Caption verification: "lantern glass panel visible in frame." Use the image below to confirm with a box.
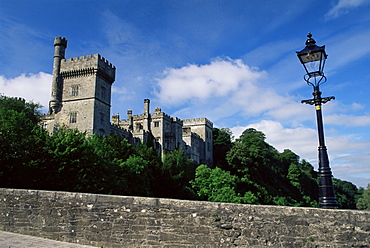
[299,50,325,77]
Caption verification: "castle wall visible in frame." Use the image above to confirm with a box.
[182,129,202,163]
[1,188,369,248]
[183,118,213,165]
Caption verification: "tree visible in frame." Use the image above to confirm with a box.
[0,95,44,188]
[333,178,359,209]
[213,128,233,170]
[357,183,370,210]
[191,165,258,204]
[157,149,198,199]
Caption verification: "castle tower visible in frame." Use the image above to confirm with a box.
[127,110,133,131]
[143,99,150,131]
[58,54,116,135]
[49,37,67,114]
[183,118,213,166]
[43,37,116,135]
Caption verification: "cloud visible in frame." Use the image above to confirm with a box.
[0,72,52,111]
[326,0,369,19]
[155,57,266,105]
[326,114,370,127]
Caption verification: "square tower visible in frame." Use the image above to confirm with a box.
[43,53,116,135]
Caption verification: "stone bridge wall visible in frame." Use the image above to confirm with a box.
[0,188,369,247]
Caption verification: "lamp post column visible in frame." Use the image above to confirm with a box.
[303,86,338,208]
[297,33,338,209]
[312,86,338,208]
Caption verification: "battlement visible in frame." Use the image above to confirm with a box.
[61,54,115,70]
[54,37,67,47]
[61,54,115,82]
[151,111,172,119]
[182,118,213,128]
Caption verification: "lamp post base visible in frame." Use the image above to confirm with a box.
[319,197,338,209]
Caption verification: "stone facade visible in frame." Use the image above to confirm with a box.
[113,100,213,165]
[41,37,213,165]
[43,37,116,135]
[1,188,369,247]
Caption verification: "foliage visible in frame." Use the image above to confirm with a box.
[192,128,320,207]
[0,95,44,188]
[0,95,363,209]
[333,178,359,209]
[157,149,198,199]
[191,165,258,204]
[357,184,370,210]
[213,128,233,169]
[0,96,195,199]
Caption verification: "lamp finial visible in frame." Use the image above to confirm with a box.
[305,32,316,46]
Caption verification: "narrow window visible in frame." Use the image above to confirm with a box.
[71,85,79,96]
[70,112,77,123]
[154,121,160,127]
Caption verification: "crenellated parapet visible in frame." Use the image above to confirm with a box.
[54,37,67,47]
[182,117,213,128]
[61,54,116,83]
[110,124,132,140]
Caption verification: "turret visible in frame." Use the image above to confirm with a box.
[143,99,150,131]
[127,110,133,131]
[49,37,67,114]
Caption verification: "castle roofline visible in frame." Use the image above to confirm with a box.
[182,117,213,127]
[62,54,116,70]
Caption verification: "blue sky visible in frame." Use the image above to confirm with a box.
[1,0,370,188]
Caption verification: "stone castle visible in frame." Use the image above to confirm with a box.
[42,37,213,165]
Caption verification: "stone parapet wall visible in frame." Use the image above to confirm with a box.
[0,188,369,247]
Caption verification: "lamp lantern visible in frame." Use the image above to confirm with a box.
[296,32,327,85]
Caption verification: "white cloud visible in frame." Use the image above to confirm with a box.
[326,0,368,19]
[155,57,266,106]
[326,114,370,127]
[0,72,52,111]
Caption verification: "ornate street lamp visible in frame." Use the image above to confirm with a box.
[296,33,338,209]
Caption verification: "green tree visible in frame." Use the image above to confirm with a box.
[333,178,359,209]
[0,95,44,188]
[357,183,370,210]
[213,128,233,169]
[191,165,258,204]
[279,149,300,176]
[225,128,284,203]
[44,129,103,192]
[158,149,197,199]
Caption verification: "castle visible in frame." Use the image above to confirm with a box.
[42,37,213,166]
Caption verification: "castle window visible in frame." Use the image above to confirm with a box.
[136,123,143,130]
[71,85,79,96]
[69,112,77,123]
[154,121,160,127]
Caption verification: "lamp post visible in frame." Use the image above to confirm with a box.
[296,33,338,209]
